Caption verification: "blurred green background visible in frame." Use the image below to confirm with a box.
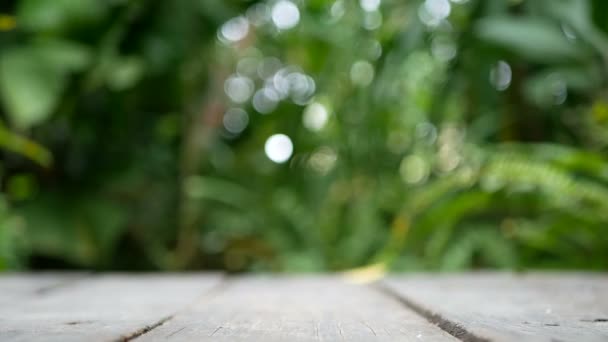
[1,0,608,272]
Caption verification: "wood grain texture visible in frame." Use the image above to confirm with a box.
[0,272,88,305]
[383,272,608,342]
[0,273,221,342]
[140,275,456,341]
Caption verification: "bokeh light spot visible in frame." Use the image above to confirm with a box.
[223,108,249,134]
[224,75,255,103]
[490,60,512,91]
[363,11,382,30]
[309,147,337,175]
[350,60,375,87]
[303,102,329,132]
[400,155,430,184]
[272,1,300,30]
[419,0,451,27]
[360,0,381,12]
[253,88,280,114]
[265,134,294,163]
[219,16,249,43]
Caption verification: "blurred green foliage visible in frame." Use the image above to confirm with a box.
[1,0,608,271]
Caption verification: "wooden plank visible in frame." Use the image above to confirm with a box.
[141,275,456,341]
[0,273,221,341]
[383,272,608,342]
[0,272,89,305]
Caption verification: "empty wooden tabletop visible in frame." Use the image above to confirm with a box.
[0,273,606,341]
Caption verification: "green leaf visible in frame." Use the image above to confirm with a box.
[17,194,128,266]
[105,57,145,91]
[32,39,92,72]
[184,176,253,208]
[0,40,90,129]
[522,67,601,108]
[475,16,587,62]
[441,236,473,270]
[543,0,608,56]
[17,0,107,32]
[0,123,53,167]
[0,48,65,129]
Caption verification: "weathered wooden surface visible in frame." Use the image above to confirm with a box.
[0,272,606,341]
[0,272,88,306]
[142,276,455,341]
[383,273,608,342]
[0,274,221,342]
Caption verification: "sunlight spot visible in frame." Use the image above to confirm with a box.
[330,0,346,19]
[270,66,316,104]
[223,108,249,134]
[303,102,329,131]
[253,87,280,113]
[288,72,316,104]
[438,144,461,172]
[359,0,381,12]
[247,3,271,26]
[363,11,382,30]
[342,263,386,284]
[400,155,429,184]
[425,0,451,19]
[224,75,254,103]
[419,0,451,27]
[265,134,294,163]
[272,0,300,30]
[308,147,338,175]
[219,16,249,43]
[490,60,512,91]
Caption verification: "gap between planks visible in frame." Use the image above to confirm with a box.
[118,274,230,342]
[124,275,476,341]
[1,273,493,341]
[374,282,489,342]
[0,273,224,341]
[5,273,606,341]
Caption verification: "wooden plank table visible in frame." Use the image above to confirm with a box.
[0,273,606,341]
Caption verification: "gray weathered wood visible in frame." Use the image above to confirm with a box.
[141,275,456,341]
[3,272,607,341]
[383,272,608,342]
[0,272,88,306]
[0,273,221,342]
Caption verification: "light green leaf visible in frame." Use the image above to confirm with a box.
[476,16,588,62]
[0,123,53,166]
[542,0,608,55]
[0,40,90,129]
[0,48,65,129]
[32,39,92,72]
[106,57,145,91]
[17,0,107,32]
